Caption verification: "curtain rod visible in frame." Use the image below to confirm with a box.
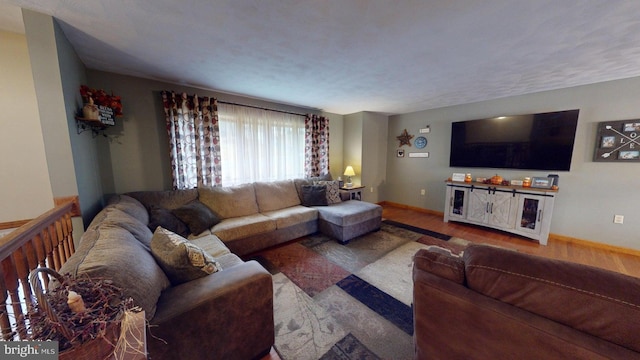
[218,100,307,117]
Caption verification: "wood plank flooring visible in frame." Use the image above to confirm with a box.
[382,204,640,278]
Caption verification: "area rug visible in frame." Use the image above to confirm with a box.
[250,221,466,360]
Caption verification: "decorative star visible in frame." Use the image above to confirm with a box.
[396,129,414,147]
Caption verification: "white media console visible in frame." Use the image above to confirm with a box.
[443,181,557,245]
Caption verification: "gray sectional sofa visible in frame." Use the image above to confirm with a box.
[59,177,382,359]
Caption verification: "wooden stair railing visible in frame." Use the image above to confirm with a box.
[0,200,76,340]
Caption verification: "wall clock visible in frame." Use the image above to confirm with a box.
[414,136,427,149]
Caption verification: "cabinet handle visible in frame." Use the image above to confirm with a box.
[450,197,453,207]
[538,210,543,222]
[490,203,493,214]
[486,203,489,213]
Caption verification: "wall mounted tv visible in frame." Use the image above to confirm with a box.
[449,109,579,171]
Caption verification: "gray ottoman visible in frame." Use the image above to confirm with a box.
[313,200,382,244]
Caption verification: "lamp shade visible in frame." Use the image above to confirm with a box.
[343,166,356,177]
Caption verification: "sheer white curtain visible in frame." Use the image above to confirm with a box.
[218,103,306,185]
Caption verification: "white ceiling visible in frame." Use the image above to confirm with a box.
[4,0,640,115]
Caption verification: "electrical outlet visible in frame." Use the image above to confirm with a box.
[370,187,374,193]
[420,189,426,195]
[614,215,624,224]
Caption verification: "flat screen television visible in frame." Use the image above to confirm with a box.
[449,109,579,171]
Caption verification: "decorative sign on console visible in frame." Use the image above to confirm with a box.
[593,119,640,162]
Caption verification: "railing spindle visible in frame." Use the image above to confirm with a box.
[0,200,76,340]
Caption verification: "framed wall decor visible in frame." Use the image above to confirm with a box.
[593,120,640,162]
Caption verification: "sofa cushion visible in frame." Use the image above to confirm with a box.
[151,227,222,285]
[189,234,231,258]
[301,185,328,206]
[413,247,465,284]
[315,201,382,226]
[254,180,301,212]
[148,205,190,238]
[105,194,149,224]
[99,207,154,249]
[172,200,221,235]
[127,189,199,210]
[464,245,640,353]
[199,183,259,219]
[262,205,319,229]
[314,180,342,204]
[59,225,170,320]
[211,214,276,241]
[215,253,244,269]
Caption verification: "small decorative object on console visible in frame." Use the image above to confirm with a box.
[531,177,553,189]
[490,174,503,185]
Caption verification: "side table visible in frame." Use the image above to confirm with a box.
[340,186,365,201]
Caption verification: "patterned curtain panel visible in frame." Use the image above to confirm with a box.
[304,114,330,177]
[161,91,222,189]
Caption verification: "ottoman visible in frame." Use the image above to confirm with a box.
[313,201,382,244]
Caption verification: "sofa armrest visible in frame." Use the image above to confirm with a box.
[149,260,274,360]
[413,247,465,284]
[412,263,638,359]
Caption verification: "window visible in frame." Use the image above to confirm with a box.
[218,103,306,185]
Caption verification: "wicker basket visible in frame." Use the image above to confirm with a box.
[29,268,122,360]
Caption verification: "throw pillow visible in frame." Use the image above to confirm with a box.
[148,205,190,238]
[301,185,328,206]
[314,180,342,204]
[150,227,222,285]
[171,200,221,235]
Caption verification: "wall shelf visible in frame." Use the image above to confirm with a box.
[75,117,109,137]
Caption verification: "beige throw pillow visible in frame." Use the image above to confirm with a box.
[150,227,222,285]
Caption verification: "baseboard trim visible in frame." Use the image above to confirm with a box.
[380,201,640,257]
[0,219,31,231]
[379,201,444,217]
[549,233,640,257]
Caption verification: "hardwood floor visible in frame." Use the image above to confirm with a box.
[382,204,640,279]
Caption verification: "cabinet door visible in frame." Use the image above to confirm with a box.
[467,190,489,224]
[448,187,468,220]
[489,192,516,229]
[516,194,546,235]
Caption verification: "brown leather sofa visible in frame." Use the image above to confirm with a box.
[412,245,640,359]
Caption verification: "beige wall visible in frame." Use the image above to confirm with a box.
[343,112,364,186]
[341,111,388,203]
[388,77,640,250]
[0,30,53,222]
[361,112,388,203]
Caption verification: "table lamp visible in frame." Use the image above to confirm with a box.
[343,166,355,188]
